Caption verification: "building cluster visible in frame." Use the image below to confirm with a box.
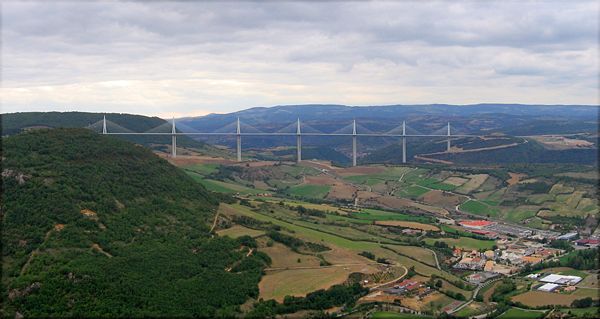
[528,273,583,293]
[458,219,560,240]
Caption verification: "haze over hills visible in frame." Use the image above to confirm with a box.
[176,104,599,165]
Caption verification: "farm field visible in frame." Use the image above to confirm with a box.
[459,200,500,217]
[558,307,600,317]
[259,241,322,268]
[216,225,265,238]
[288,184,331,198]
[374,220,439,231]
[511,291,579,307]
[259,264,378,302]
[497,307,546,319]
[453,301,490,318]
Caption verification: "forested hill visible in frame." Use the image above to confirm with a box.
[1,129,267,317]
[0,111,216,153]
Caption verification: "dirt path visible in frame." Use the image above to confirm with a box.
[209,210,220,234]
[20,228,54,275]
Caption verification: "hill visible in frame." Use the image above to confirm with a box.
[1,129,267,317]
[176,104,598,164]
[0,112,223,156]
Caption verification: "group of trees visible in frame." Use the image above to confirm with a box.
[248,283,368,317]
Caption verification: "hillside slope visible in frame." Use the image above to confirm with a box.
[1,129,266,317]
[0,112,226,156]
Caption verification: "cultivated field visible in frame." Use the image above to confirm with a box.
[375,220,439,232]
[511,291,579,307]
[259,264,378,302]
[217,225,265,238]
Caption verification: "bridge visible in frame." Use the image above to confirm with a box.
[95,116,478,166]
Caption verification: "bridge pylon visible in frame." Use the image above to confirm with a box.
[402,121,406,163]
[171,117,177,158]
[352,119,357,166]
[447,122,451,152]
[296,118,302,163]
[236,118,242,162]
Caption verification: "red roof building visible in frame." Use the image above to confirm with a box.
[460,220,494,229]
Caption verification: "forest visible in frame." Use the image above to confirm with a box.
[1,129,265,317]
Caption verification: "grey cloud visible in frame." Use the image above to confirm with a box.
[1,0,598,115]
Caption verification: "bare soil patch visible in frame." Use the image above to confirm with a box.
[421,190,464,208]
[327,183,357,201]
[305,175,338,185]
[507,172,527,186]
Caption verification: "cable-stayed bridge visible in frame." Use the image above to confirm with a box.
[90,116,478,165]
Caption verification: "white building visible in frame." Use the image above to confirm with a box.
[538,283,559,292]
[540,274,582,285]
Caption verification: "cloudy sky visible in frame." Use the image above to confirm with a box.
[2,1,598,117]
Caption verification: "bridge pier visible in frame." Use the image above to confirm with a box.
[447,122,451,152]
[352,120,357,166]
[296,118,302,163]
[102,115,107,134]
[402,121,406,163]
[236,118,242,162]
[171,117,177,158]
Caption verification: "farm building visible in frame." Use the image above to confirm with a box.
[540,274,582,285]
[556,232,578,241]
[453,257,485,270]
[526,273,541,279]
[538,283,560,292]
[575,238,599,247]
[459,220,494,229]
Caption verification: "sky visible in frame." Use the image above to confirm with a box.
[1,1,599,118]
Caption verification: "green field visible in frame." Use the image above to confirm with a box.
[460,200,500,217]
[288,184,331,198]
[399,185,430,198]
[350,208,432,223]
[497,308,545,319]
[416,178,457,191]
[183,163,220,175]
[371,311,432,319]
[189,175,262,194]
[424,237,495,250]
[503,209,537,223]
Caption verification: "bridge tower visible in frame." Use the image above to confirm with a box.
[447,122,451,152]
[102,115,107,134]
[236,118,242,162]
[352,119,357,166]
[402,121,406,163]
[296,118,302,163]
[171,117,177,158]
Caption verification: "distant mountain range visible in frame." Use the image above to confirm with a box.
[2,105,598,165]
[178,104,599,135]
[176,104,598,165]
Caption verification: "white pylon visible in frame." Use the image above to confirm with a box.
[171,117,177,158]
[236,117,242,162]
[402,121,406,164]
[296,118,302,163]
[447,122,451,152]
[352,119,357,166]
[102,115,107,134]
